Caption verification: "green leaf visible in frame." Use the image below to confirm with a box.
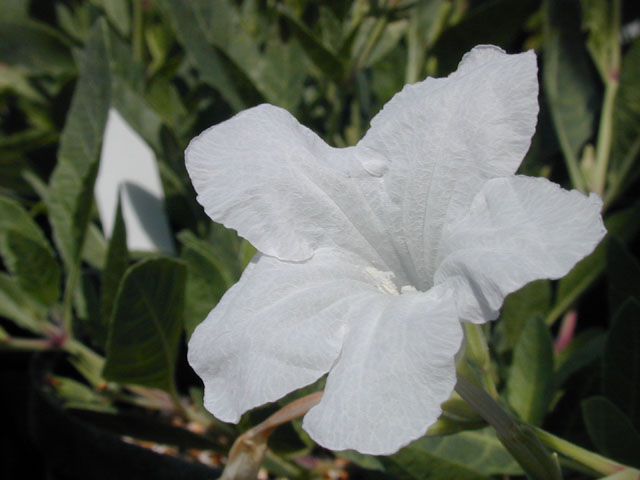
[2,231,60,306]
[82,224,107,270]
[547,203,640,325]
[506,317,554,425]
[0,196,60,306]
[193,0,305,110]
[603,299,640,430]
[277,4,345,80]
[608,40,640,203]
[103,257,187,392]
[543,0,600,191]
[89,0,131,37]
[494,280,551,354]
[607,238,640,311]
[0,195,49,242]
[178,231,230,339]
[97,200,129,348]
[161,0,249,111]
[580,0,620,81]
[0,273,46,332]
[383,428,521,480]
[48,20,111,270]
[582,396,640,468]
[0,19,74,75]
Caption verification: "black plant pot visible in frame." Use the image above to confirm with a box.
[28,353,221,480]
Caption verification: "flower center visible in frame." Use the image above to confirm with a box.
[365,267,417,296]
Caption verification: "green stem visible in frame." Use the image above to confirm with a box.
[534,428,630,476]
[132,0,144,63]
[1,337,52,351]
[456,375,562,480]
[463,323,498,398]
[591,79,619,195]
[61,258,81,335]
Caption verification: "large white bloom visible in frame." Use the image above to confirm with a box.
[186,46,605,455]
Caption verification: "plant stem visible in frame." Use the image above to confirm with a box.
[456,375,562,480]
[0,337,52,351]
[463,323,498,398]
[61,258,81,336]
[591,78,619,195]
[534,427,631,476]
[457,375,636,478]
[132,0,144,63]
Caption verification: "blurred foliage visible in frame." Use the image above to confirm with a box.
[1,0,640,478]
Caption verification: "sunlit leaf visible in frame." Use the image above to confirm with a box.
[48,20,111,270]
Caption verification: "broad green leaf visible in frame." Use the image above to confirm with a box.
[2,231,60,306]
[603,299,640,430]
[607,238,640,311]
[582,396,640,468]
[494,280,551,354]
[543,0,600,191]
[97,200,129,348]
[548,203,640,325]
[0,272,46,332]
[103,257,187,392]
[161,0,249,111]
[48,20,111,270]
[415,429,522,476]
[383,428,522,479]
[608,40,640,203]
[506,317,554,425]
[0,19,74,75]
[178,231,230,339]
[0,196,60,306]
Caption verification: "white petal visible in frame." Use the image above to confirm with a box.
[435,176,606,323]
[358,46,539,289]
[187,247,379,423]
[302,284,463,455]
[186,104,402,272]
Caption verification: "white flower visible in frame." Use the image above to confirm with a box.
[185,45,606,455]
